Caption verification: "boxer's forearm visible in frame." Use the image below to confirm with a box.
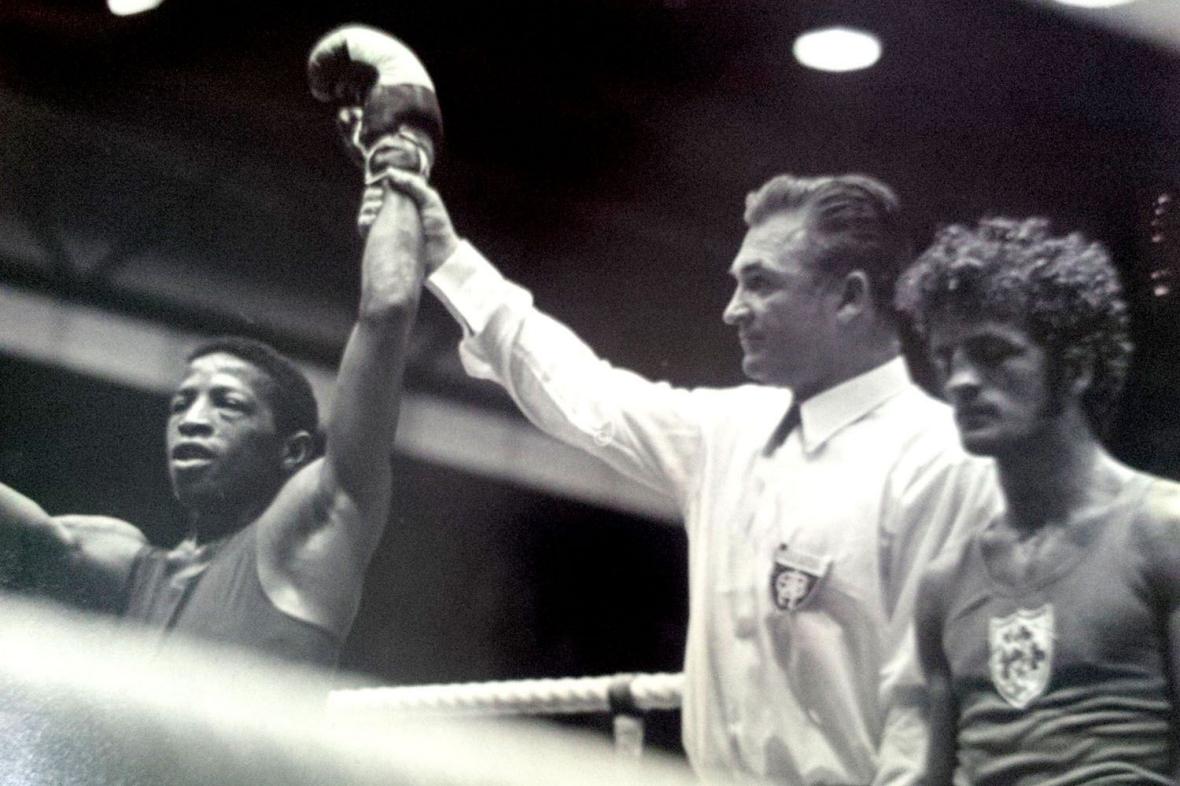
[322,188,423,508]
[0,483,68,551]
[0,483,77,592]
[307,25,439,519]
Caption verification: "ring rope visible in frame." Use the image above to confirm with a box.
[328,672,683,718]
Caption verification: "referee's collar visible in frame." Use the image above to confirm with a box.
[792,356,911,454]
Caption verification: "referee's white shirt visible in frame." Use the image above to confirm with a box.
[427,241,999,786]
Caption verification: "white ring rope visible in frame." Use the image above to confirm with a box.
[329,672,684,718]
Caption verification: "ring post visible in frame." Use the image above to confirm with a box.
[608,673,645,758]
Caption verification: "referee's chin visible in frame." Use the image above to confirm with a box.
[740,355,777,386]
[743,363,802,394]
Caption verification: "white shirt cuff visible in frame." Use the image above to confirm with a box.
[426,240,532,335]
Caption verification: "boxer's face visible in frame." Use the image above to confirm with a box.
[166,353,286,514]
[724,210,842,397]
[927,315,1055,457]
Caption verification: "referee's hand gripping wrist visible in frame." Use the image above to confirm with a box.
[371,167,460,275]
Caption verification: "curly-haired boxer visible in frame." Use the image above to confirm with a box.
[900,217,1180,785]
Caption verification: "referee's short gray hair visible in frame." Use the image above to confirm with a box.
[744,174,913,318]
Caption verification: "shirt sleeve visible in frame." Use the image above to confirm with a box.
[879,450,998,634]
[872,691,928,786]
[874,441,999,786]
[426,241,705,511]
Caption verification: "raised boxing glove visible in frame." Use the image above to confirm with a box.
[308,25,442,178]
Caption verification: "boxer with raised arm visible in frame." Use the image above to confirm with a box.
[0,26,435,666]
[373,164,1000,785]
[899,217,1180,784]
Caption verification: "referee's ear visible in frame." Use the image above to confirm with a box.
[835,270,872,323]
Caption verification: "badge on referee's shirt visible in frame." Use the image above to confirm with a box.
[770,544,831,611]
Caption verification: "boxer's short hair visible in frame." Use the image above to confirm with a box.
[187,336,321,448]
[745,173,913,318]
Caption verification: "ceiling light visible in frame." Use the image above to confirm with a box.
[108,0,165,15]
[793,27,881,73]
[1051,0,1138,8]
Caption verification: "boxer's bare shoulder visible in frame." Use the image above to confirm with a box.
[1143,474,1180,521]
[1136,476,1180,588]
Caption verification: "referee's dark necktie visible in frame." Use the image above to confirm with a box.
[764,401,802,455]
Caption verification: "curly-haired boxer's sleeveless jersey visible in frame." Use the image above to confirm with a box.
[122,523,341,668]
[937,473,1179,785]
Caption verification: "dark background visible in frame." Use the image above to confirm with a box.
[2,0,1180,756]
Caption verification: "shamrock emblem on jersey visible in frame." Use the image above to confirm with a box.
[770,544,830,611]
[988,604,1054,709]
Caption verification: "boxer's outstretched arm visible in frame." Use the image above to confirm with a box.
[256,184,423,638]
[0,483,146,606]
[0,483,73,583]
[321,182,422,519]
[1,483,67,545]
[253,26,436,638]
